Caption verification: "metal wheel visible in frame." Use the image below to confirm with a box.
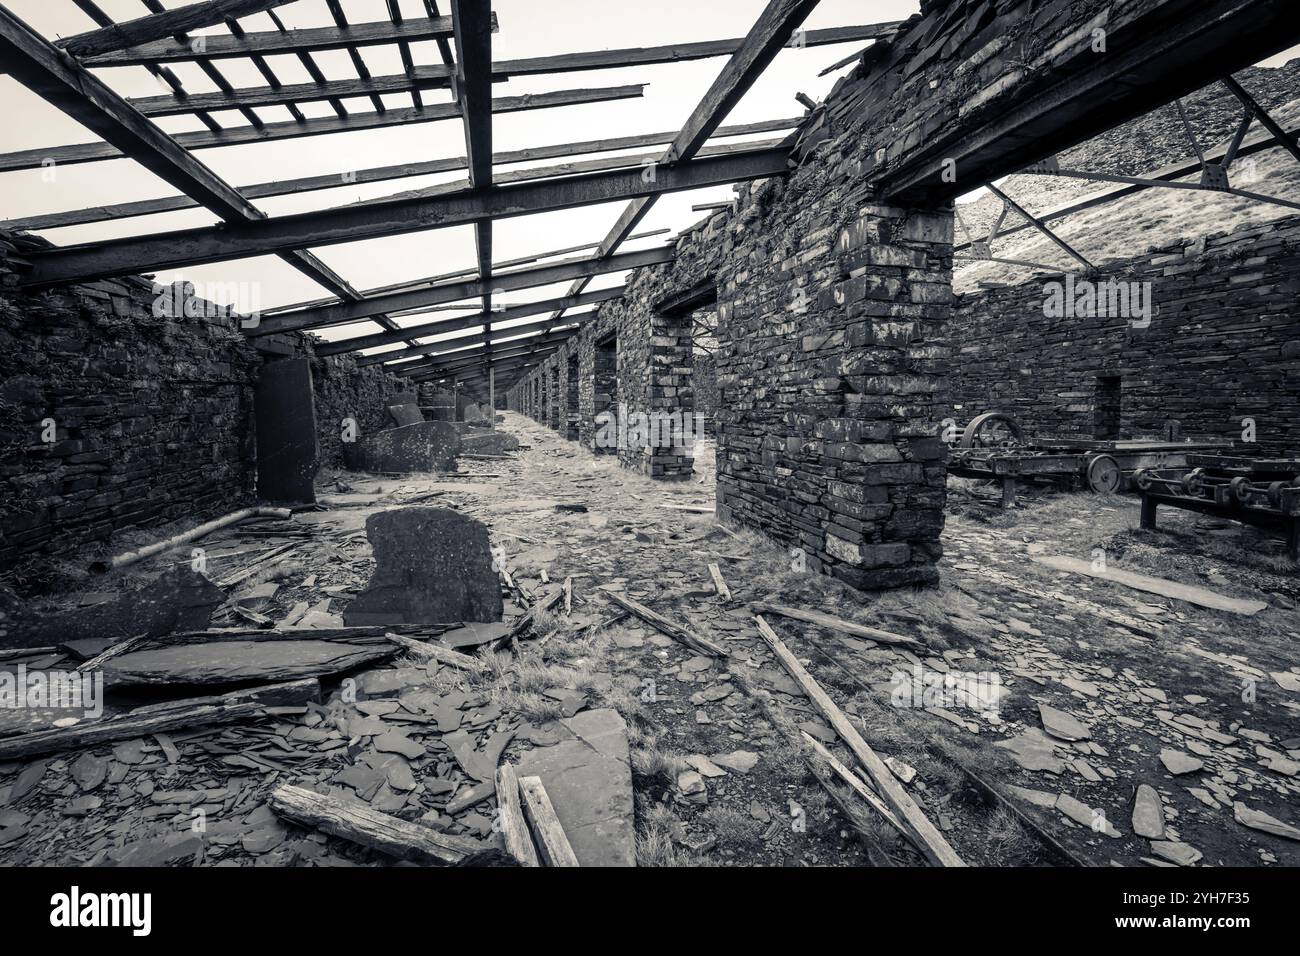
[1133,468,1155,492]
[1086,454,1122,494]
[959,412,1024,449]
[1181,467,1206,496]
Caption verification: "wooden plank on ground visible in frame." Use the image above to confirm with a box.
[494,763,541,866]
[386,634,490,674]
[752,602,920,646]
[517,775,580,866]
[1030,554,1268,616]
[0,698,266,760]
[606,592,727,657]
[707,563,732,601]
[753,614,966,867]
[269,784,482,864]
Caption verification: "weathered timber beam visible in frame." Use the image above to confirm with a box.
[3,123,792,230]
[77,14,476,66]
[58,0,295,57]
[0,5,258,223]
[22,148,789,288]
[878,0,1300,205]
[352,308,599,365]
[490,23,901,78]
[0,85,647,172]
[377,322,586,371]
[314,291,613,355]
[256,247,664,338]
[127,68,454,116]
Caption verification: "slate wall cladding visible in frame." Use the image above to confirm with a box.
[506,0,1191,591]
[0,230,402,574]
[946,215,1300,455]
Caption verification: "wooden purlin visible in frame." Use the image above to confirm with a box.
[0,86,649,172]
[4,125,791,231]
[20,148,790,289]
[57,0,296,57]
[136,0,410,342]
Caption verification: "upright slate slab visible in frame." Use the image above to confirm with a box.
[387,403,425,427]
[353,420,459,473]
[343,507,503,626]
[255,357,318,503]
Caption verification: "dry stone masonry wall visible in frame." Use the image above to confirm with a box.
[0,230,402,577]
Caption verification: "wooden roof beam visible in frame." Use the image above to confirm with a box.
[0,85,647,172]
[4,126,787,232]
[257,246,663,338]
[546,0,818,330]
[22,147,788,288]
[77,15,480,66]
[57,0,295,57]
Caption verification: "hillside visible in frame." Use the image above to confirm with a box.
[954,60,1300,292]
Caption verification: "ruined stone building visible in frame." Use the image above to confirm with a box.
[1,0,1299,882]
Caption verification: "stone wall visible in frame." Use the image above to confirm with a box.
[0,230,402,578]
[945,215,1300,455]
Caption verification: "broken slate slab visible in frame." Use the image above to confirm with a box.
[1150,840,1202,866]
[1039,704,1091,742]
[709,750,759,775]
[1159,749,1204,775]
[995,728,1066,774]
[515,708,635,867]
[1233,801,1300,841]
[1056,793,1122,838]
[1131,784,1165,839]
[101,639,395,686]
[343,507,503,627]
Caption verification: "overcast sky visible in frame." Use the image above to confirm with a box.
[1,1,1295,361]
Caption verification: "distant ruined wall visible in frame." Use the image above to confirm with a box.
[0,230,404,578]
[945,215,1300,455]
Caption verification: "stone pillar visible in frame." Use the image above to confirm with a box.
[565,352,580,440]
[716,201,953,590]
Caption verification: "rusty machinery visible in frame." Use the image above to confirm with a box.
[947,413,1233,508]
[1133,454,1300,560]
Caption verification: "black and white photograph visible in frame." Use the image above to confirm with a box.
[0,0,1297,934]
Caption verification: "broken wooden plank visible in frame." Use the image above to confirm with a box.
[1030,554,1268,615]
[801,731,909,837]
[494,763,541,867]
[753,614,966,867]
[707,563,732,601]
[751,602,920,646]
[517,775,580,867]
[606,592,727,658]
[0,698,267,760]
[269,784,483,864]
[386,633,490,674]
[498,586,565,650]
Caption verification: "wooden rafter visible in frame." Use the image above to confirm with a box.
[353,310,596,365]
[0,86,647,172]
[76,15,476,66]
[57,0,295,57]
[22,148,788,288]
[254,247,667,338]
[5,124,790,232]
[318,288,619,354]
